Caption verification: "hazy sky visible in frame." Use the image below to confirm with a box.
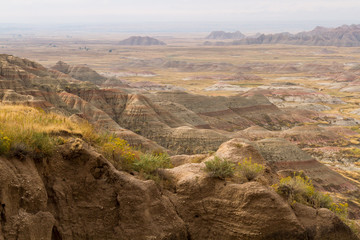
[1,0,359,31]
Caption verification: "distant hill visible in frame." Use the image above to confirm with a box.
[205,24,360,47]
[206,31,246,40]
[118,36,166,46]
[51,61,106,85]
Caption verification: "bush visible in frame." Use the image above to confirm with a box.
[330,202,349,220]
[274,175,316,205]
[237,158,264,181]
[133,153,172,180]
[273,174,348,218]
[0,131,11,155]
[205,156,235,179]
[102,136,138,171]
[312,191,333,208]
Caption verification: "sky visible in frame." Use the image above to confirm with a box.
[1,0,359,32]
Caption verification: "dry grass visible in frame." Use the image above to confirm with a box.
[0,105,78,133]
[0,104,99,157]
[0,104,172,180]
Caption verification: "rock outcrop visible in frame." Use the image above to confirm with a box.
[159,138,359,239]
[1,136,358,240]
[0,140,187,240]
[206,30,246,39]
[165,168,355,239]
[51,61,106,85]
[118,36,166,46]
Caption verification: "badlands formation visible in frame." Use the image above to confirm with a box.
[118,36,166,46]
[205,25,360,47]
[2,25,360,239]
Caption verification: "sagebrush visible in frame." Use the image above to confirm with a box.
[237,158,264,181]
[102,136,138,171]
[205,156,264,181]
[205,156,235,179]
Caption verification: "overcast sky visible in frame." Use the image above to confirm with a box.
[1,0,359,31]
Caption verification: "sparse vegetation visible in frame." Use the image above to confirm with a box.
[102,141,173,183]
[273,173,349,217]
[274,174,360,235]
[205,156,265,181]
[133,153,172,181]
[205,156,235,179]
[237,158,264,181]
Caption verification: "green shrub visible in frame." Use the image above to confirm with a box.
[133,153,172,177]
[151,148,166,156]
[237,158,264,181]
[205,156,235,179]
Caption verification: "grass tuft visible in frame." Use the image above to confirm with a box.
[0,104,101,159]
[205,156,235,179]
[133,153,172,181]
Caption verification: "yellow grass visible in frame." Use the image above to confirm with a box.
[0,104,142,173]
[0,104,99,156]
[0,104,99,136]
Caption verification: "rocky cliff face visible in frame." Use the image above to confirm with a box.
[1,137,357,240]
[0,140,187,240]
